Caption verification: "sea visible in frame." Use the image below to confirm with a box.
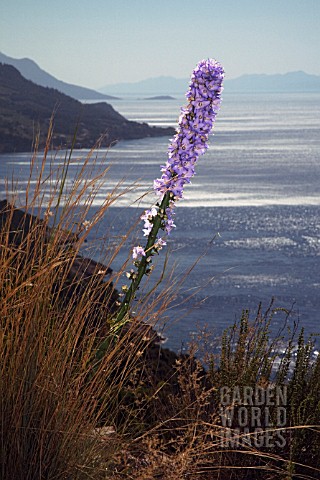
[1,92,320,352]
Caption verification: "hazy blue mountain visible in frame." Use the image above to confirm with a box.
[100,71,320,95]
[0,52,118,100]
[99,76,187,95]
[226,71,320,92]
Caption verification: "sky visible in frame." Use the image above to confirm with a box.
[1,0,320,89]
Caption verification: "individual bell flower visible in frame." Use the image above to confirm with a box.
[132,245,146,259]
[154,237,167,251]
[141,207,157,222]
[141,206,158,236]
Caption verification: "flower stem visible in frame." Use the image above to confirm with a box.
[114,191,171,326]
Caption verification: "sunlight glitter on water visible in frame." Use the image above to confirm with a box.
[1,93,320,347]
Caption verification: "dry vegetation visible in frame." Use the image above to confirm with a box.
[0,130,319,479]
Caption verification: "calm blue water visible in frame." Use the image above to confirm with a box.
[1,93,320,351]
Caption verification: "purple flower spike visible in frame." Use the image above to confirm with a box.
[153,58,224,219]
[132,58,224,260]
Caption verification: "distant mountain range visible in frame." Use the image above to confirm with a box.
[3,52,319,97]
[226,71,320,92]
[0,64,174,153]
[0,52,118,100]
[100,71,320,95]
